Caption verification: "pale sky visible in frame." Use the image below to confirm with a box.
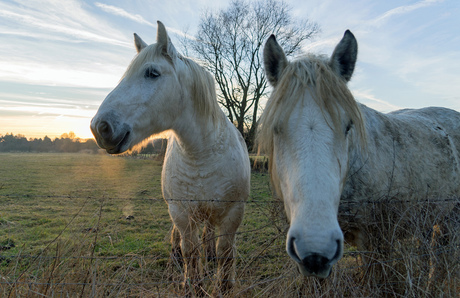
[0,0,459,139]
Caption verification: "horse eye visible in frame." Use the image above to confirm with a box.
[345,120,353,135]
[144,67,160,79]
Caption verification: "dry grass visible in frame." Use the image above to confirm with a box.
[2,199,457,297]
[343,197,460,297]
[0,153,459,297]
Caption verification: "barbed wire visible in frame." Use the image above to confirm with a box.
[1,193,458,205]
[0,253,284,262]
[0,193,281,205]
[0,244,455,264]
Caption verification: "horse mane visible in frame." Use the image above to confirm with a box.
[180,57,222,125]
[123,44,222,125]
[258,54,366,178]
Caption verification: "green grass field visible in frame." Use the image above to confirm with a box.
[0,153,288,296]
[0,153,458,297]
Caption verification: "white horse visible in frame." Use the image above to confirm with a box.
[91,21,250,293]
[259,30,460,278]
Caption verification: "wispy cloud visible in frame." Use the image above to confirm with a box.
[0,1,129,47]
[95,2,155,27]
[370,0,443,27]
[301,37,338,53]
[307,0,458,112]
[0,0,135,89]
[353,89,402,112]
[0,103,93,119]
[0,59,123,88]
[94,2,189,38]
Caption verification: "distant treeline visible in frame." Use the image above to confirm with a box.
[0,133,167,154]
[0,133,99,153]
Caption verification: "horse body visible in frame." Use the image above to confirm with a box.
[260,30,459,278]
[345,105,460,203]
[91,21,250,292]
[162,120,250,290]
[340,105,460,262]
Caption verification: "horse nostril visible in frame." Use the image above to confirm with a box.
[98,121,108,133]
[302,253,330,274]
[287,236,301,263]
[97,121,112,137]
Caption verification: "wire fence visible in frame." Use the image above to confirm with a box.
[0,245,454,269]
[2,192,459,204]
[1,192,459,296]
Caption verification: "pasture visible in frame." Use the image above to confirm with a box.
[0,153,458,296]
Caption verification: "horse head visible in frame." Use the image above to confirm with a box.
[91,21,184,154]
[261,30,364,278]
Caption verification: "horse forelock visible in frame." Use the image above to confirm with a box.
[123,43,222,125]
[258,55,367,186]
[123,43,167,79]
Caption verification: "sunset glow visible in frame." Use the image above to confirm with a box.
[1,0,459,140]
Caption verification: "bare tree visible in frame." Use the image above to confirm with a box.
[191,0,319,150]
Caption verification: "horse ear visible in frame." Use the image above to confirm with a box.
[156,20,178,60]
[134,33,148,53]
[264,35,288,87]
[330,30,358,82]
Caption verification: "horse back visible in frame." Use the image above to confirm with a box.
[346,106,460,201]
[390,106,460,139]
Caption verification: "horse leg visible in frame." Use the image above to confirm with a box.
[167,224,184,286]
[202,221,216,262]
[170,224,183,266]
[201,221,216,281]
[215,205,244,294]
[176,218,204,296]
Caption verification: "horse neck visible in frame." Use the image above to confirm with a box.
[170,105,227,160]
[345,104,402,196]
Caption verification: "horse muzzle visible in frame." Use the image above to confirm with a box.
[287,234,343,279]
[90,112,132,154]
